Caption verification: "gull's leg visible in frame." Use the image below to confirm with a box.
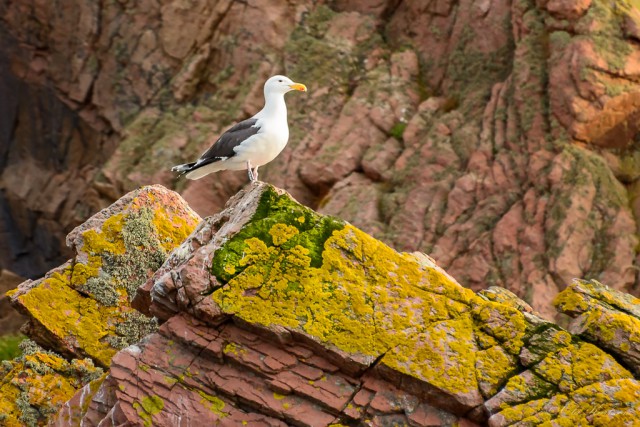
[246,161,255,182]
[253,166,259,181]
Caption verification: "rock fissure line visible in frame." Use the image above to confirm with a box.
[4,184,640,426]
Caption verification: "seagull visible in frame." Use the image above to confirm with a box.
[172,75,307,182]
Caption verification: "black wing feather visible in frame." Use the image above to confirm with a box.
[194,118,260,168]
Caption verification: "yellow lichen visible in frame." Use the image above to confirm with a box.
[209,186,640,417]
[152,208,196,252]
[223,342,239,355]
[269,223,300,246]
[472,301,527,355]
[213,225,485,396]
[15,270,118,367]
[197,391,228,418]
[554,288,590,314]
[498,398,552,425]
[134,395,164,427]
[81,214,126,256]
[475,345,517,396]
[0,344,102,426]
[552,330,572,346]
[11,189,199,376]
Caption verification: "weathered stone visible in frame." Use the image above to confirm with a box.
[4,0,640,325]
[556,279,640,376]
[1,184,639,425]
[0,340,103,427]
[59,183,640,426]
[8,185,200,367]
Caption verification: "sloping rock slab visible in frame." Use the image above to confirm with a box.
[65,182,640,426]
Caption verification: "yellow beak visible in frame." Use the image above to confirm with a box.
[289,83,307,92]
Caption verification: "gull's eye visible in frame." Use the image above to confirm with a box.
[278,79,283,82]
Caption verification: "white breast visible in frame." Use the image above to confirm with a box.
[232,118,289,167]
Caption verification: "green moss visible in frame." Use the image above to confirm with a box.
[211,187,488,396]
[545,145,628,266]
[549,31,572,51]
[389,122,407,140]
[285,6,348,88]
[211,187,346,282]
[207,185,640,418]
[443,19,514,112]
[583,0,634,72]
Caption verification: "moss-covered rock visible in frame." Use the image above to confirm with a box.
[8,185,200,368]
[144,182,640,423]
[7,184,640,426]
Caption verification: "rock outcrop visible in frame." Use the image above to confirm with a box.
[1,185,199,426]
[3,0,640,319]
[0,341,104,427]
[3,184,639,426]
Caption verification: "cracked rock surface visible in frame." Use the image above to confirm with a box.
[12,183,632,427]
[4,1,640,318]
[1,185,199,426]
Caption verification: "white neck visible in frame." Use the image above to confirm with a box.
[258,91,287,120]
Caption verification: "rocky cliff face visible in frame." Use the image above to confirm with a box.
[2,184,640,426]
[2,1,640,315]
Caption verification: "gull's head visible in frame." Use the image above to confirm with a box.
[264,75,307,96]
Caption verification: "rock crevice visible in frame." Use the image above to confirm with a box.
[2,184,638,426]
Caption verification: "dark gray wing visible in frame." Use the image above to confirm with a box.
[194,118,260,168]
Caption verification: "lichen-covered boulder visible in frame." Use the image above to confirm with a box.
[8,185,200,368]
[71,182,639,426]
[1,185,199,425]
[556,279,640,376]
[0,340,103,427]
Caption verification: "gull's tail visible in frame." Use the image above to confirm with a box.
[171,162,196,177]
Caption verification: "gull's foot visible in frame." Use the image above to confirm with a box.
[246,161,256,182]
